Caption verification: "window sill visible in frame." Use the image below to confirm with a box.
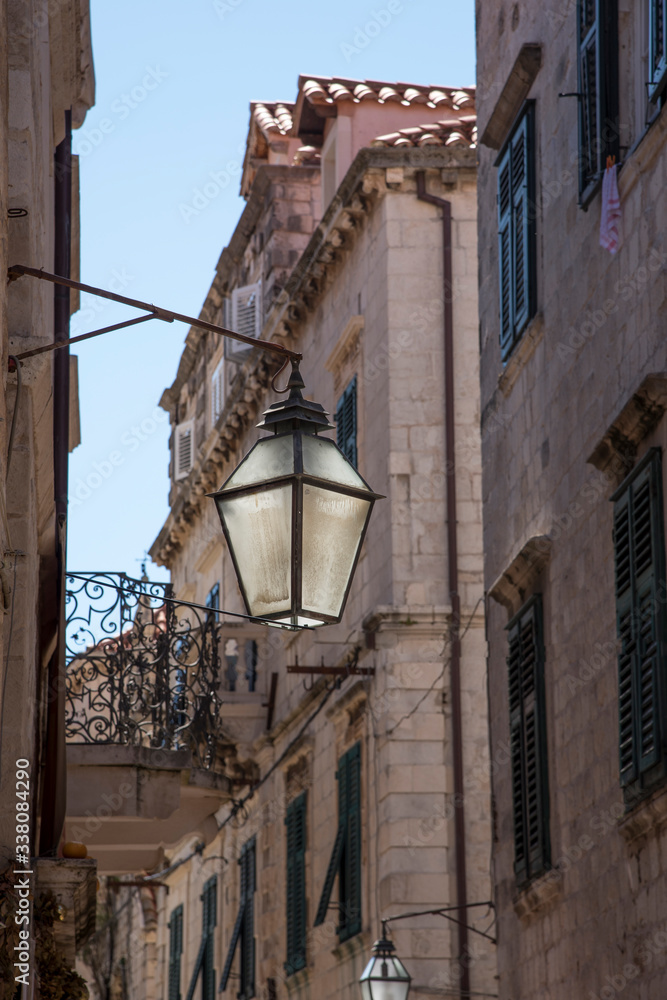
[331,930,369,963]
[618,783,667,849]
[617,100,667,203]
[498,312,544,399]
[512,869,562,921]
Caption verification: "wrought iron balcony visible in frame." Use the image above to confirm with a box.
[65,572,256,772]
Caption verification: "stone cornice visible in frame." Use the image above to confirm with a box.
[151,146,477,567]
[489,536,552,616]
[587,373,667,475]
[479,43,542,150]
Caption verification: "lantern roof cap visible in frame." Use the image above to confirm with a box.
[258,361,334,434]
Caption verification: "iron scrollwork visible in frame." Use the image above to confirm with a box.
[65,572,233,770]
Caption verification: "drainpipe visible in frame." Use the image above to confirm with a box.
[39,110,71,855]
[416,171,470,997]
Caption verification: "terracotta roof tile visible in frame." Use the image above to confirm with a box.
[297,75,475,111]
[251,101,295,137]
[371,117,477,149]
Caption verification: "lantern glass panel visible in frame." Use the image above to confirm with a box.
[223,435,294,490]
[301,435,367,489]
[218,484,292,617]
[359,955,411,1000]
[301,484,371,618]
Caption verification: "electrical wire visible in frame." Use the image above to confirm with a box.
[384,596,484,737]
[217,678,337,832]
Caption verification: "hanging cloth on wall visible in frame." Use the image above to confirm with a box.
[599,156,622,254]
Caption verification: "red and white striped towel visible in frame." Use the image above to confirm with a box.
[599,163,621,254]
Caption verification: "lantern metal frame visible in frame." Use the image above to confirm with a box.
[359,935,412,1000]
[208,362,384,628]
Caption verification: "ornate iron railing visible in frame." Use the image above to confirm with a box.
[65,572,248,770]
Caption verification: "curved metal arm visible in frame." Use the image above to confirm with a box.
[7,264,302,363]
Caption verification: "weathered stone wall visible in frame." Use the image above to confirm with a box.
[477,2,667,997]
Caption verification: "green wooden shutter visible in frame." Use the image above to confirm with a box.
[577,0,619,202]
[202,877,217,1000]
[340,744,362,940]
[497,105,535,362]
[612,450,667,796]
[649,0,667,102]
[240,839,256,1000]
[218,904,244,994]
[336,378,357,468]
[507,597,550,885]
[313,823,345,926]
[285,793,307,975]
[497,145,513,358]
[168,905,184,1000]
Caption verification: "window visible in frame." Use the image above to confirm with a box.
[649,0,667,101]
[314,743,361,941]
[220,838,256,999]
[211,359,225,426]
[205,583,220,611]
[285,793,307,976]
[225,282,262,365]
[497,104,536,361]
[507,596,550,885]
[336,377,357,467]
[576,0,619,203]
[184,876,217,1000]
[168,904,184,1000]
[612,449,667,803]
[174,420,194,481]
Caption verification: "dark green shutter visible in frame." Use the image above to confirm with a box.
[202,878,217,1000]
[577,0,619,202]
[612,450,667,797]
[219,838,255,997]
[496,105,535,362]
[336,378,357,467]
[313,823,344,927]
[285,793,307,975]
[339,744,361,940]
[649,0,667,101]
[240,839,256,1000]
[497,148,513,357]
[168,905,184,1000]
[507,597,550,885]
[313,743,362,941]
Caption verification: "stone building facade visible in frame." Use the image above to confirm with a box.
[476,3,667,999]
[90,75,496,1000]
[0,1,96,997]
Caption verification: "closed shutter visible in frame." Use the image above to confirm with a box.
[211,360,224,426]
[649,0,667,101]
[174,420,194,481]
[202,877,217,1000]
[612,450,666,795]
[340,743,361,940]
[496,104,535,362]
[168,905,184,1000]
[507,597,550,885]
[240,839,256,1000]
[226,282,262,364]
[336,377,358,468]
[285,793,307,975]
[577,0,619,202]
[497,148,513,357]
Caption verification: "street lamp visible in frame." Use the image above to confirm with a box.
[209,361,383,628]
[359,935,412,1000]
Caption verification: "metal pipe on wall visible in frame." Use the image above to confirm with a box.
[39,110,72,855]
[416,171,470,998]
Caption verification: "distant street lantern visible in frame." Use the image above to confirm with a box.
[359,935,412,1000]
[209,362,383,628]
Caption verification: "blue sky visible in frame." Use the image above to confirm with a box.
[67,0,476,582]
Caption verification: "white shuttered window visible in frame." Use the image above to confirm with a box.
[174,420,194,481]
[225,281,262,364]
